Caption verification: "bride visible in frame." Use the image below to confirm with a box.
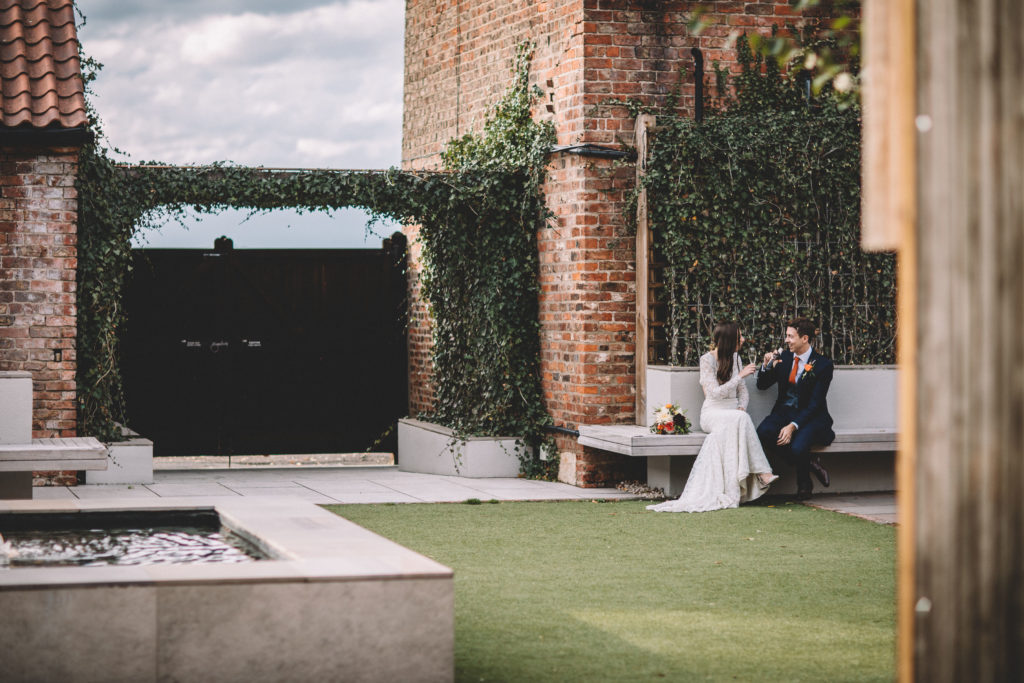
[647,322,778,513]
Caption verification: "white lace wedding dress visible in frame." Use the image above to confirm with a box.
[647,351,774,513]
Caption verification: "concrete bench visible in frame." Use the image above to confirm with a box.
[0,438,108,499]
[0,371,108,499]
[579,365,898,496]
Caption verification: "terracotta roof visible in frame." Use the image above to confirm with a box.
[0,0,87,129]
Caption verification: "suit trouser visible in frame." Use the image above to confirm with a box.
[756,412,830,492]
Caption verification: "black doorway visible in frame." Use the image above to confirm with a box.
[120,235,408,457]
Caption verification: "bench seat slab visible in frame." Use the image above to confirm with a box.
[578,425,896,458]
[0,437,108,499]
[0,437,106,460]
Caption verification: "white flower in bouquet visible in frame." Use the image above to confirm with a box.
[650,403,689,434]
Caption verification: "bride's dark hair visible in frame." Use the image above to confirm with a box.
[712,322,740,384]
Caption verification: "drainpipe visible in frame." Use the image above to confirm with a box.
[691,47,704,123]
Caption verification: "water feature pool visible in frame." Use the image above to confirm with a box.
[0,509,265,567]
[0,498,453,682]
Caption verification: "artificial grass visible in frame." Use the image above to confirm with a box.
[325,499,896,682]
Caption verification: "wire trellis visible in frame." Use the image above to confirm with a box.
[644,116,897,367]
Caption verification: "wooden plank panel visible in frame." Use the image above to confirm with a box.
[914,0,1024,680]
[861,0,915,251]
[635,114,656,426]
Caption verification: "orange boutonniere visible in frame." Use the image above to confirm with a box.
[801,362,816,381]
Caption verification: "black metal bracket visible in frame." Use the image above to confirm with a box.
[691,47,704,123]
[542,424,581,437]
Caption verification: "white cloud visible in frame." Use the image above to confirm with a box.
[76,0,405,247]
[78,0,404,168]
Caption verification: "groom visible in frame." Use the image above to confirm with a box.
[756,318,835,500]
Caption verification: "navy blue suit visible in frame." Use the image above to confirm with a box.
[756,349,835,492]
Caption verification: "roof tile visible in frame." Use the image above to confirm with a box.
[0,0,87,129]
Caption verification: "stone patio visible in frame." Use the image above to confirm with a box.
[29,463,897,524]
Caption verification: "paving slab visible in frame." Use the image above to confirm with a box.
[144,483,241,497]
[30,465,897,524]
[30,486,77,500]
[221,486,339,504]
[298,480,395,494]
[28,465,651,505]
[806,492,898,525]
[324,491,424,504]
[71,484,159,499]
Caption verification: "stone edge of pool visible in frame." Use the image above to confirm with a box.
[0,497,454,683]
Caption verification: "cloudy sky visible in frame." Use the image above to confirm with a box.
[75,0,405,249]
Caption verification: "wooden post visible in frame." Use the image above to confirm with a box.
[635,114,655,425]
[861,1,918,679]
[913,1,1024,680]
[861,0,916,252]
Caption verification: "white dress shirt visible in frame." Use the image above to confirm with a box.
[792,347,813,383]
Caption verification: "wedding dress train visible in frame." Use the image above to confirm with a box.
[647,351,774,513]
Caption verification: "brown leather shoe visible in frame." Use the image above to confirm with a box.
[810,458,830,488]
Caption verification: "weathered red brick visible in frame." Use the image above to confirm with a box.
[403,0,851,486]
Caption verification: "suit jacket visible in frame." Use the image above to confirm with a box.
[756,348,835,443]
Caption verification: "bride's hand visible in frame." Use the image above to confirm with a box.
[739,362,757,378]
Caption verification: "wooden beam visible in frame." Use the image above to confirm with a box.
[861,0,916,252]
[861,2,918,676]
[635,114,656,426]
[896,124,918,683]
[914,0,1024,679]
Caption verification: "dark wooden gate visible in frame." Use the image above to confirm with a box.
[120,235,408,457]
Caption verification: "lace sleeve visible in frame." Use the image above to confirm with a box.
[700,353,743,399]
[736,353,749,410]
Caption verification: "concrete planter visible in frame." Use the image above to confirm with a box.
[86,426,154,485]
[398,418,523,478]
[0,371,32,445]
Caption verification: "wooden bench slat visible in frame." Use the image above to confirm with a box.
[0,436,107,466]
[0,450,107,462]
[0,447,105,455]
[0,459,109,472]
[0,437,105,451]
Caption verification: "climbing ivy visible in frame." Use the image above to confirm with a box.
[642,36,895,365]
[76,43,558,478]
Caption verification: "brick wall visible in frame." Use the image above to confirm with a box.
[402,0,586,423]
[0,148,80,485]
[403,0,845,486]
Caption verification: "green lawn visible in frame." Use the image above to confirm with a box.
[326,499,896,682]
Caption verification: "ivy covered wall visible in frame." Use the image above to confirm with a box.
[643,39,895,366]
[76,45,558,478]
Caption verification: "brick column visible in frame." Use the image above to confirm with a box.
[0,148,80,484]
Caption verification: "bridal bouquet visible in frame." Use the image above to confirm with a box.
[650,403,691,435]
